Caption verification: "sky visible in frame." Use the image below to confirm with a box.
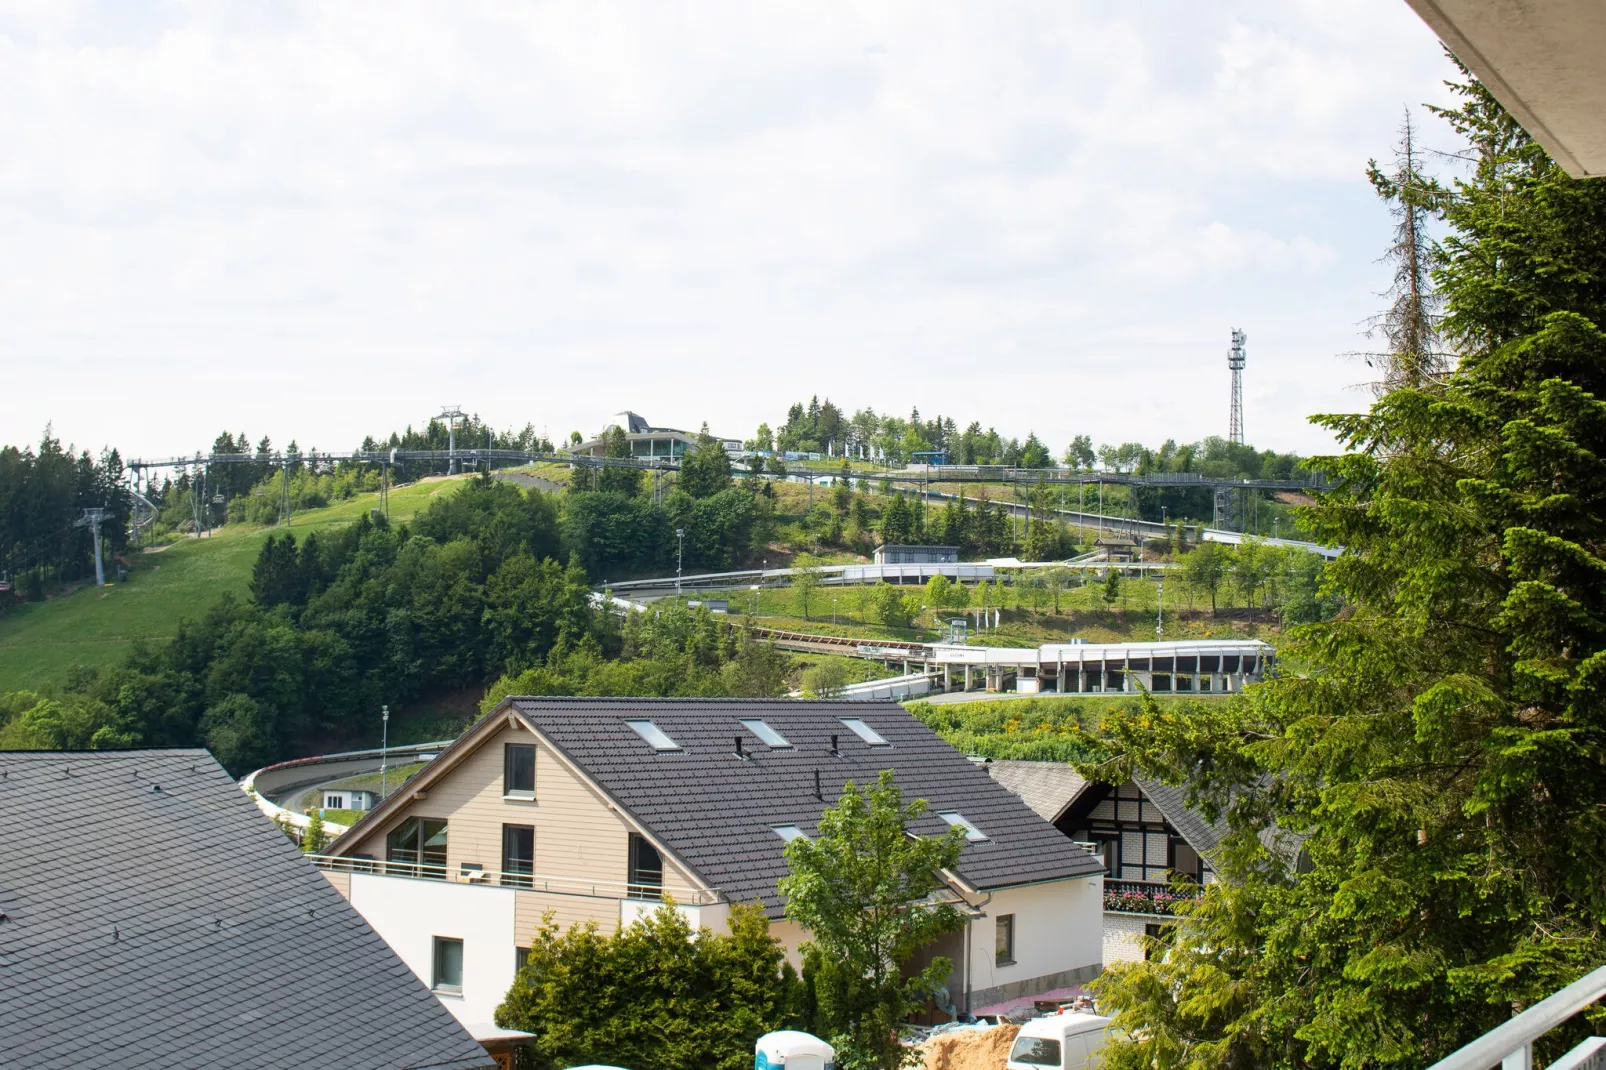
[0,1,1461,463]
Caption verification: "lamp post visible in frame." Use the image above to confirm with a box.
[380,705,390,798]
[1155,582,1164,640]
[675,528,685,595]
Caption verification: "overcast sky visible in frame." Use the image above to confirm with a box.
[0,1,1459,463]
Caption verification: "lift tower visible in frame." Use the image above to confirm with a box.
[74,508,108,587]
[1228,328,1247,445]
[436,406,467,475]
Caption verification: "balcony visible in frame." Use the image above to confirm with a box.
[1103,879,1202,916]
[306,854,721,905]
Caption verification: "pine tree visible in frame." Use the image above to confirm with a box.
[1088,67,1606,1070]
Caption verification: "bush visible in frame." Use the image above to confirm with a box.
[496,903,800,1070]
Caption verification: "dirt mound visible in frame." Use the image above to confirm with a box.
[920,1023,1020,1070]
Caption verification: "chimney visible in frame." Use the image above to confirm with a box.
[814,769,823,800]
[830,734,839,755]
[735,735,745,760]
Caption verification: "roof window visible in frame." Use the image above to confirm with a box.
[772,825,810,843]
[625,720,681,752]
[740,719,792,748]
[840,718,889,746]
[938,812,988,842]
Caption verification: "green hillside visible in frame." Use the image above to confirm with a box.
[0,477,468,695]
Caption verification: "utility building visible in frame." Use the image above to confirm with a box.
[873,544,960,566]
[573,411,741,461]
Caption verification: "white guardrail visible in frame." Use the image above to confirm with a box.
[1424,963,1606,1070]
[240,740,455,839]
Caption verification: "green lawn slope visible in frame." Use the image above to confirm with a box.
[0,477,468,694]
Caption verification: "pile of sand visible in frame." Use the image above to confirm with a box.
[920,1022,1021,1070]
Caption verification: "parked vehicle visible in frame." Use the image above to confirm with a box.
[1006,1012,1115,1070]
[755,1029,836,1070]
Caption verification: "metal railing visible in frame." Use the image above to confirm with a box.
[1424,964,1606,1070]
[306,854,721,905]
[1102,879,1203,916]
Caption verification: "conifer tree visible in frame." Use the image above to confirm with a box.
[1088,66,1606,1069]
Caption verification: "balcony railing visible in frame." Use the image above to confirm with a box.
[1103,879,1202,916]
[1424,963,1606,1070]
[306,854,721,905]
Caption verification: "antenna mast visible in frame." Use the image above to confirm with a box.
[1228,328,1247,445]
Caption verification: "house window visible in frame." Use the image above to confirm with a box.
[938,811,988,842]
[502,825,534,888]
[740,719,791,748]
[625,719,681,751]
[386,817,448,879]
[1172,841,1202,882]
[1144,923,1169,961]
[514,947,530,973]
[504,743,536,798]
[773,825,809,843]
[995,914,1016,966]
[628,833,663,900]
[432,937,464,995]
[839,718,889,746]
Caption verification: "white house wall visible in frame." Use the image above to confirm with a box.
[966,877,1103,1008]
[350,871,517,1032]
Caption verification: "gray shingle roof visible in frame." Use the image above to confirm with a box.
[505,698,1104,915]
[0,749,494,1070]
[986,759,1229,856]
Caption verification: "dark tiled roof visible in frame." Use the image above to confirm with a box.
[506,698,1104,915]
[0,749,494,1070]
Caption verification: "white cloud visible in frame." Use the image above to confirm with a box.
[0,0,1456,459]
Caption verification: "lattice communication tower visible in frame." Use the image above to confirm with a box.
[1228,328,1247,445]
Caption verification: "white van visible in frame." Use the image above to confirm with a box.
[1006,1012,1115,1070]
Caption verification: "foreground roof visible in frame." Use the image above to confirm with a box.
[1404,0,1606,179]
[0,749,493,1070]
[507,699,1103,913]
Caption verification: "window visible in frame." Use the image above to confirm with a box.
[625,719,681,751]
[386,817,448,879]
[322,792,346,809]
[1008,1036,1059,1066]
[502,825,534,887]
[432,937,464,995]
[628,833,664,899]
[514,947,530,973]
[1145,922,1170,961]
[839,718,889,746]
[1172,841,1202,881]
[938,811,988,842]
[503,743,535,798]
[996,913,1016,965]
[740,719,791,748]
[772,825,809,843]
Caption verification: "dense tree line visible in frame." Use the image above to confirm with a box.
[0,472,790,772]
[1089,72,1606,1067]
[0,431,132,601]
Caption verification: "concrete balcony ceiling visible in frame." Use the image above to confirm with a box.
[1405,0,1606,178]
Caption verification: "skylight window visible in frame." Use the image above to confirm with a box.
[772,825,810,843]
[625,720,681,751]
[840,718,889,746]
[740,719,791,748]
[938,812,989,842]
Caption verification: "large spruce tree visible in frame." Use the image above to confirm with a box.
[1087,68,1606,1069]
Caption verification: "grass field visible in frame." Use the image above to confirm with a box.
[0,477,469,695]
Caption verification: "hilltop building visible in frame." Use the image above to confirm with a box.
[572,411,742,461]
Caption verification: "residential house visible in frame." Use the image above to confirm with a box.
[987,760,1227,966]
[0,748,498,1070]
[316,698,1107,1020]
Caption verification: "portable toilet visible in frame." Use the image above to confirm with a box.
[755,1030,835,1070]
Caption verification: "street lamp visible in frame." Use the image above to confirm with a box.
[380,704,390,798]
[675,528,685,595]
[1155,582,1164,640]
